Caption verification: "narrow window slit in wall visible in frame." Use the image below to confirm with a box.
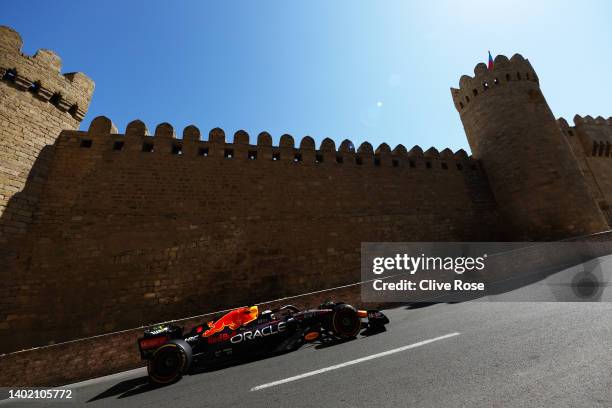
[426,161,432,168]
[392,159,399,167]
[224,148,234,158]
[272,152,280,161]
[198,147,209,157]
[49,92,62,106]
[409,160,416,168]
[2,68,16,82]
[29,81,40,94]
[80,139,92,148]
[142,143,154,152]
[249,150,257,160]
[592,142,598,156]
[315,154,323,163]
[336,155,343,164]
[113,141,124,151]
[356,157,363,165]
[171,144,182,155]
[293,153,302,163]
[456,163,463,170]
[374,158,381,166]
[441,162,448,169]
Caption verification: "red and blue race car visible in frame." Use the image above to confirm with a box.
[138,301,389,384]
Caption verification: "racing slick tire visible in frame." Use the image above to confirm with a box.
[147,339,192,385]
[331,304,361,339]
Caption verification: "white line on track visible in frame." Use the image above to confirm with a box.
[250,332,461,391]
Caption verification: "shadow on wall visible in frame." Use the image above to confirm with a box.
[0,134,278,353]
[0,144,55,251]
[0,118,502,355]
[0,144,56,353]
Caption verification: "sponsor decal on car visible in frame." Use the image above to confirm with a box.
[203,306,259,337]
[148,326,170,335]
[230,322,287,344]
[206,332,234,344]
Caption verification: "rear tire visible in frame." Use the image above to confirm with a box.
[147,340,192,385]
[331,304,361,339]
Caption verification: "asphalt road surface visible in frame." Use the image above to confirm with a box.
[3,270,612,407]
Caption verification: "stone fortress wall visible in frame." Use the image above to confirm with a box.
[1,116,499,352]
[451,54,608,240]
[0,26,93,244]
[558,115,612,223]
[0,25,608,353]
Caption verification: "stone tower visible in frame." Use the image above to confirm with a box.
[451,54,607,240]
[0,26,94,244]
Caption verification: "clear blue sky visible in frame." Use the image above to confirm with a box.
[4,0,611,152]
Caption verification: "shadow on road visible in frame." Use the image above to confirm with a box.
[87,327,387,402]
[311,326,386,350]
[87,256,612,403]
[87,376,152,402]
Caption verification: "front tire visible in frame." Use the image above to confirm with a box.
[331,304,361,339]
[147,340,192,385]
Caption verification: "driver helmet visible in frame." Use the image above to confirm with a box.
[260,309,275,320]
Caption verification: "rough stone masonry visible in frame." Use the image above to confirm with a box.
[0,25,610,353]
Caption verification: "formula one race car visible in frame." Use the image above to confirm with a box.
[138,301,389,384]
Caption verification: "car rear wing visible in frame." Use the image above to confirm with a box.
[137,324,183,359]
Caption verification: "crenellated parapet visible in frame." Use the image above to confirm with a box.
[0,26,94,120]
[450,54,538,112]
[559,115,612,157]
[59,116,480,172]
[572,114,612,127]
